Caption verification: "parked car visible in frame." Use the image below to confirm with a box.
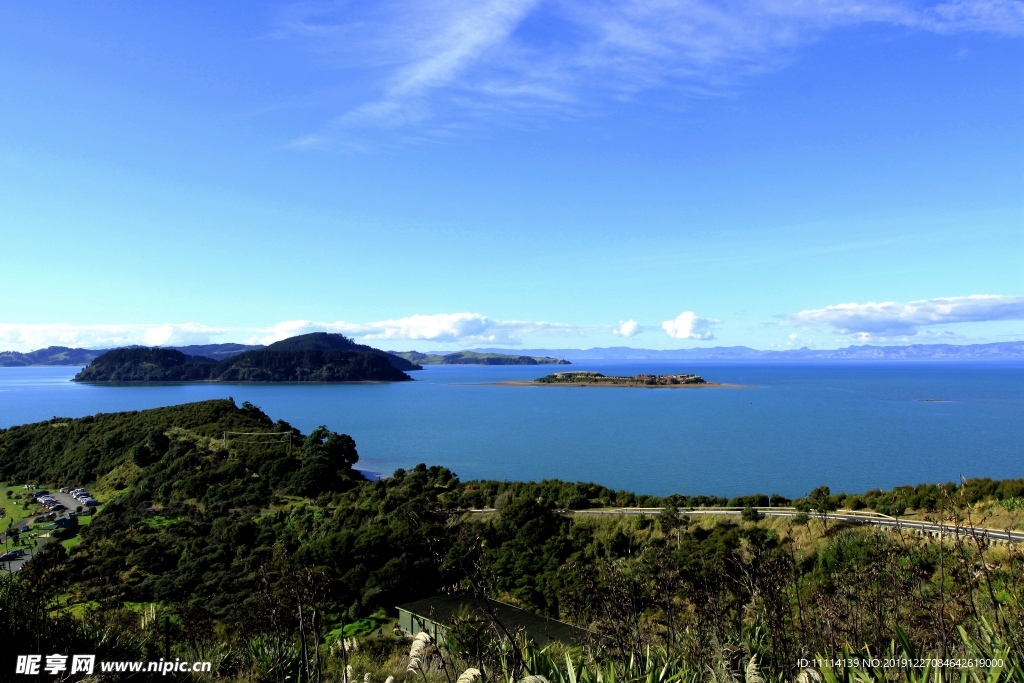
[84,499,100,507]
[0,550,26,561]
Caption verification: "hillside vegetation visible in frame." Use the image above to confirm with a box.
[266,332,421,371]
[1,401,1022,682]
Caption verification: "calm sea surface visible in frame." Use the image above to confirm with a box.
[0,362,1020,497]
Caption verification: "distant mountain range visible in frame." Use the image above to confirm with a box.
[391,350,570,365]
[3,340,1023,367]
[473,341,1024,360]
[0,334,417,369]
[0,344,262,367]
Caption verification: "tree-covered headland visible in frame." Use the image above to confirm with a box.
[1,400,1022,682]
[73,333,419,382]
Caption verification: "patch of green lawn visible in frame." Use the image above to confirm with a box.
[144,515,182,529]
[324,609,393,643]
[1,486,35,529]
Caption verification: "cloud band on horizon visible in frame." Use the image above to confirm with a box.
[0,314,590,352]
[249,313,584,346]
[791,295,1024,337]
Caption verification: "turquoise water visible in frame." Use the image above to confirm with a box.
[0,362,1020,497]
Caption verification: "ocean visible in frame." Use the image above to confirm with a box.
[0,361,1020,497]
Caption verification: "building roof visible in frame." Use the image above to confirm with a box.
[397,595,589,647]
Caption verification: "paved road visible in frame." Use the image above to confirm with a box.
[0,546,39,573]
[463,506,1024,544]
[572,507,1024,544]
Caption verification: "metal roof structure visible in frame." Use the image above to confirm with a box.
[396,595,589,647]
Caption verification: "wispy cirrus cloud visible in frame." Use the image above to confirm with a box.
[279,0,1024,146]
[790,294,1024,336]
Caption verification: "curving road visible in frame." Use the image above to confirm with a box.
[461,506,1023,544]
[569,506,1024,544]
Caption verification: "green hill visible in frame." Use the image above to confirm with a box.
[73,346,413,383]
[266,332,422,371]
[211,348,411,381]
[0,399,301,485]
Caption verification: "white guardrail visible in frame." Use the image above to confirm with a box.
[464,507,1023,544]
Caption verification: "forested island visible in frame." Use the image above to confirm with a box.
[393,350,570,365]
[519,370,710,386]
[72,333,418,383]
[2,399,1023,682]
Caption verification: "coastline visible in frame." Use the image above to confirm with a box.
[489,380,747,388]
[73,379,404,385]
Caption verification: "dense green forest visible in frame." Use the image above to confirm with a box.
[73,347,413,383]
[265,333,421,371]
[1,401,1022,682]
[394,351,570,365]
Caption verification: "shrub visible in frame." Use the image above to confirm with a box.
[741,505,763,522]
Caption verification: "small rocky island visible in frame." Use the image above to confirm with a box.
[535,371,707,386]
[490,370,719,387]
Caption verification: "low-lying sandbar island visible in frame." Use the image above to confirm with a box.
[494,370,740,388]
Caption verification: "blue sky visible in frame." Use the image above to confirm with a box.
[1,0,1021,351]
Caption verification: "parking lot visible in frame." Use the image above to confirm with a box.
[1,485,99,573]
[52,490,94,511]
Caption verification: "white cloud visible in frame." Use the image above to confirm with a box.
[661,312,718,340]
[0,313,595,352]
[0,323,223,352]
[613,319,641,337]
[791,294,1024,336]
[247,313,583,346]
[281,0,1024,144]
